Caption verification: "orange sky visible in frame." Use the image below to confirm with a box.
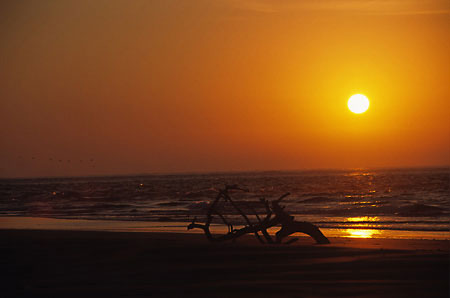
[1,0,449,177]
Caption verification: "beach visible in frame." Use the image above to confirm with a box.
[2,228,448,298]
[1,169,449,297]
[2,0,449,296]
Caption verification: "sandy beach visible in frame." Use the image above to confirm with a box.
[1,229,448,298]
[2,0,449,296]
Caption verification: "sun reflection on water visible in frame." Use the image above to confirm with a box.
[345,229,382,238]
[343,217,382,238]
[346,216,380,222]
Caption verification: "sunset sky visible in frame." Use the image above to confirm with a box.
[1,0,449,178]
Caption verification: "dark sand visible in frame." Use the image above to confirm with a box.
[1,230,448,297]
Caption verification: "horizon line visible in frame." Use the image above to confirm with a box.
[1,165,449,180]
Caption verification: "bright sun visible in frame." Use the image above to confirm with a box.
[348,94,370,114]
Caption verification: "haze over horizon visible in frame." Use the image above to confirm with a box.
[1,0,449,178]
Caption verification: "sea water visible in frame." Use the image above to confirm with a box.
[1,167,448,239]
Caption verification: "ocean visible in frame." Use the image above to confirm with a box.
[1,167,449,239]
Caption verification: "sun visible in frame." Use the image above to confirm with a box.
[348,94,370,114]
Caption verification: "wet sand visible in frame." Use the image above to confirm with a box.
[1,229,448,297]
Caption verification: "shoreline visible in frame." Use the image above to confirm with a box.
[1,228,449,251]
[1,216,449,240]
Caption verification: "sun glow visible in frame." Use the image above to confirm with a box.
[348,94,370,114]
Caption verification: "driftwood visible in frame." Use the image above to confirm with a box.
[187,185,330,244]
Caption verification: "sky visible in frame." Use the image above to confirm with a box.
[1,0,449,178]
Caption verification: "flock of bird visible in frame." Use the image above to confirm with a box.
[17,156,97,167]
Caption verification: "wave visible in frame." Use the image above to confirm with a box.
[395,203,446,216]
[297,196,334,204]
[1,168,448,234]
